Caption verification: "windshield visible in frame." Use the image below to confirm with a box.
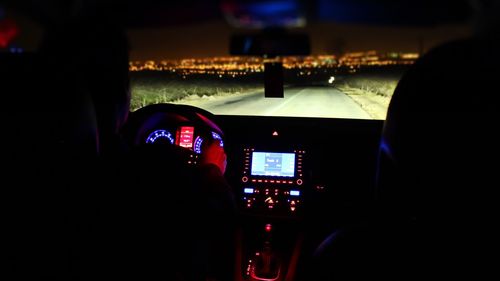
[0,1,472,120]
[127,20,470,120]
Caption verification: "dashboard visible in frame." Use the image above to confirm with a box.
[123,103,383,223]
[124,103,309,218]
[121,103,383,281]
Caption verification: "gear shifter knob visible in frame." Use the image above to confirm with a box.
[252,245,281,280]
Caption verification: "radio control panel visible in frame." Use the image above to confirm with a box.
[240,148,305,215]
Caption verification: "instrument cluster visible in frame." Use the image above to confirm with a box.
[123,103,225,156]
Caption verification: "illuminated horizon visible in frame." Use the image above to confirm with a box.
[129,51,418,74]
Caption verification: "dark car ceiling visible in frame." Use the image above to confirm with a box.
[2,0,472,28]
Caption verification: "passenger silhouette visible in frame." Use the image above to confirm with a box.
[311,1,499,280]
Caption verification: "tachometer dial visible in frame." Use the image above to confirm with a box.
[194,136,204,154]
[146,130,174,145]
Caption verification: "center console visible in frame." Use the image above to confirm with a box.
[236,147,307,281]
[240,148,305,215]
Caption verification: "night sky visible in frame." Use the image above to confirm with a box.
[4,4,472,60]
[126,20,471,60]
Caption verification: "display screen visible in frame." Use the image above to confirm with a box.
[177,126,194,148]
[251,152,295,177]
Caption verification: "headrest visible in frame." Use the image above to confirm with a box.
[377,38,498,217]
[40,20,130,155]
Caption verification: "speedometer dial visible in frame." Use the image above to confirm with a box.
[212,132,224,147]
[193,132,223,154]
[146,130,174,144]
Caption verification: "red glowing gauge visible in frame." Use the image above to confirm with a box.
[176,126,194,149]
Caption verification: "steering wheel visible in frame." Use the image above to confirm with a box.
[120,103,234,280]
[122,103,226,167]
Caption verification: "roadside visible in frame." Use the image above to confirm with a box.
[338,85,391,119]
[336,73,402,119]
[130,74,262,111]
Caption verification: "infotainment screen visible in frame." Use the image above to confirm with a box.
[251,152,295,177]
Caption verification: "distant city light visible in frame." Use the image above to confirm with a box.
[400,53,419,59]
[129,51,419,77]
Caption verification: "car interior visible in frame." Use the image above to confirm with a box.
[1,0,498,280]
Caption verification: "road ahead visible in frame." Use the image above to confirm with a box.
[174,87,372,119]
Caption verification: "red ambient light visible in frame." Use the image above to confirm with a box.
[177,126,194,148]
[265,224,272,232]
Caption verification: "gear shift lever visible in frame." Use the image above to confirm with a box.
[253,243,281,280]
[250,224,282,280]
